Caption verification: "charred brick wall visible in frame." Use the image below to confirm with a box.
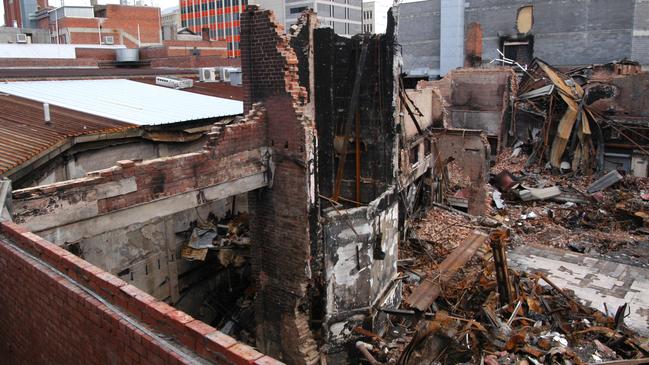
[399,0,643,75]
[240,6,320,364]
[11,111,270,246]
[13,149,263,223]
[0,221,279,365]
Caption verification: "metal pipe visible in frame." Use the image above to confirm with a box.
[43,103,51,124]
[356,341,381,365]
[355,109,361,206]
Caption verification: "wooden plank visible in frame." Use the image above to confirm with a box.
[405,230,488,311]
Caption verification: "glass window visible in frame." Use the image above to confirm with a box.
[289,6,308,14]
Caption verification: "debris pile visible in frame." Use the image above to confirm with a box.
[487,146,649,258]
[359,213,649,364]
[514,59,649,176]
[176,212,256,345]
[180,212,250,265]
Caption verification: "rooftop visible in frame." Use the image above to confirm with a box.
[0,79,243,125]
[0,95,136,176]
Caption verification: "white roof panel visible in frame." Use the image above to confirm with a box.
[0,79,243,125]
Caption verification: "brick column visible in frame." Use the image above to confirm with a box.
[241,7,319,365]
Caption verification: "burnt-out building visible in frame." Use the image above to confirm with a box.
[0,5,484,365]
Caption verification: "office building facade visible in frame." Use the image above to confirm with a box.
[180,0,362,57]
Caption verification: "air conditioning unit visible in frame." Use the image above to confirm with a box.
[156,76,194,89]
[199,67,219,82]
[220,67,239,83]
[103,35,114,45]
[16,34,28,43]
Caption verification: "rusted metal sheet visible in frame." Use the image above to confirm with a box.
[405,230,488,311]
[0,95,136,176]
[587,170,624,194]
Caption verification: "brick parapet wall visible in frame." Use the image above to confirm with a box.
[148,55,240,68]
[206,103,267,158]
[0,58,99,68]
[75,47,118,60]
[0,221,282,365]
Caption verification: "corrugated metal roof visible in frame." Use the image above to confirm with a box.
[0,95,136,175]
[0,79,243,125]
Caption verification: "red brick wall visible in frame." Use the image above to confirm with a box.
[75,47,117,61]
[139,41,229,58]
[206,105,267,158]
[240,7,320,364]
[52,5,161,46]
[148,55,240,68]
[163,39,228,57]
[139,46,169,58]
[0,221,280,365]
[103,5,161,45]
[0,58,99,68]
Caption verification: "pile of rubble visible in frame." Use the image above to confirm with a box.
[488,147,649,260]
[354,148,649,363]
[514,59,648,176]
[178,212,256,345]
[352,215,649,364]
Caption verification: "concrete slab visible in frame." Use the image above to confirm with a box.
[509,245,649,336]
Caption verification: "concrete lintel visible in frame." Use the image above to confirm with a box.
[0,179,12,222]
[17,177,138,232]
[36,172,268,244]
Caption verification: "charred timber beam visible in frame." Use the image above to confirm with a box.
[489,229,514,306]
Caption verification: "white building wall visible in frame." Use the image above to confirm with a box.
[439,0,464,75]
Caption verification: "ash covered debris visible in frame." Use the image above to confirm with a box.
[357,12,649,362]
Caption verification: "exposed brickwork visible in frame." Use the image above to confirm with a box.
[240,7,308,114]
[139,40,228,59]
[206,104,267,158]
[0,221,283,365]
[241,7,319,365]
[11,147,265,220]
[75,47,118,61]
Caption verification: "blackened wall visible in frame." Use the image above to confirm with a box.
[314,28,397,204]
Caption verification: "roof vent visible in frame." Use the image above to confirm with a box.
[43,103,51,124]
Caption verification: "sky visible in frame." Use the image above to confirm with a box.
[1,0,415,29]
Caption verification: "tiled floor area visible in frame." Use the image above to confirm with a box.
[509,244,649,336]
